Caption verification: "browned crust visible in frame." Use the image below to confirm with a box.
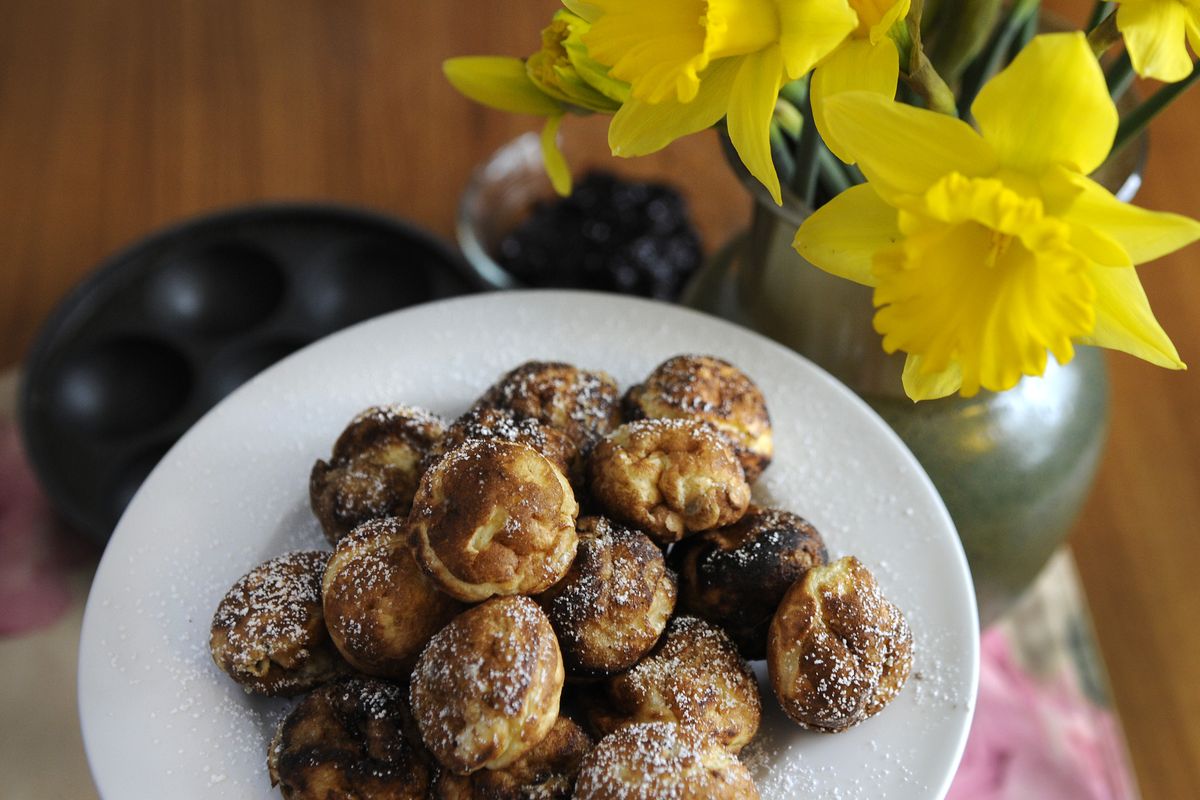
[768,556,914,733]
[409,439,579,602]
[475,361,621,454]
[538,516,677,677]
[669,506,827,659]
[574,722,760,800]
[309,405,446,544]
[209,550,344,697]
[623,355,773,482]
[425,405,582,488]
[587,616,761,754]
[322,517,465,679]
[432,716,593,800]
[587,419,750,545]
[267,676,433,799]
[410,596,566,775]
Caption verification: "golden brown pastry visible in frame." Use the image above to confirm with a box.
[409,439,579,602]
[573,722,760,800]
[310,404,446,544]
[425,405,581,487]
[588,419,751,546]
[432,716,592,799]
[768,556,913,733]
[587,616,760,754]
[623,354,773,482]
[410,596,566,775]
[209,551,343,697]
[322,517,465,679]
[475,361,621,454]
[669,506,827,659]
[538,516,676,677]
[268,676,433,799]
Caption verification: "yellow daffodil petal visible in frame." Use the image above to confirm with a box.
[1036,166,1132,267]
[1084,264,1185,368]
[1187,12,1200,54]
[584,0,710,103]
[811,38,900,164]
[584,0,785,103]
[793,183,898,286]
[541,115,572,196]
[1062,173,1200,264]
[727,46,785,204]
[1117,0,1195,83]
[872,176,1095,397]
[607,57,739,157]
[777,0,859,79]
[444,56,563,117]
[705,0,783,59]
[821,92,997,203]
[848,0,912,44]
[1067,223,1134,267]
[972,33,1117,176]
[902,355,964,401]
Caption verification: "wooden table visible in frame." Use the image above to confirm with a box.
[1,1,1196,797]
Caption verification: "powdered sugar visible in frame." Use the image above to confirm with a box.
[79,293,976,799]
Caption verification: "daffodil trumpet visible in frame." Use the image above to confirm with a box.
[794,32,1200,401]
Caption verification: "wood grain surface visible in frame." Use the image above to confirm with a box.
[0,1,1196,796]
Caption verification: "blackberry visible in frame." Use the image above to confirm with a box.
[495,171,704,300]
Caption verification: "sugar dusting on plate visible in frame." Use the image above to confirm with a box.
[82,294,975,799]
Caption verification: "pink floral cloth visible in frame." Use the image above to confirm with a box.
[948,628,1138,799]
[0,420,94,636]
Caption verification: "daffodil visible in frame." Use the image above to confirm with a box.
[794,32,1200,400]
[527,11,628,111]
[811,0,910,163]
[443,11,627,195]
[579,0,860,203]
[1113,0,1200,82]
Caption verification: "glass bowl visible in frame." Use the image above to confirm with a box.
[455,116,744,293]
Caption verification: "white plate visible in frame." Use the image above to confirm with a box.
[78,291,978,799]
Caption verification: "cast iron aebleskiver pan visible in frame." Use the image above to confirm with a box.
[19,202,478,543]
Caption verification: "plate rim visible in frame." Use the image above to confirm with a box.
[77,289,980,799]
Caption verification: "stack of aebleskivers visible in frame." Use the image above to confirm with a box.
[208,356,914,799]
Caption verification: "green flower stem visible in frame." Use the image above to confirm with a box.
[904,0,959,116]
[1106,50,1136,102]
[958,0,1040,116]
[907,50,960,115]
[790,98,822,208]
[926,0,1002,83]
[1015,6,1038,54]
[770,122,797,187]
[773,98,803,139]
[1114,60,1200,152]
[1088,2,1114,31]
[774,89,857,206]
[779,79,809,110]
[1088,11,1121,58]
[817,147,855,196]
